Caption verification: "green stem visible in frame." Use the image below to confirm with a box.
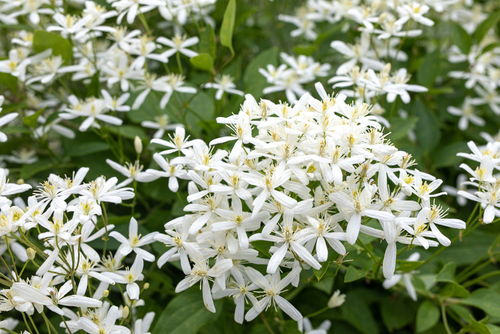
[441,303,453,334]
[463,270,500,288]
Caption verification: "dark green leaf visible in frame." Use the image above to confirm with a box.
[344,265,366,283]
[190,53,214,74]
[387,117,418,142]
[414,100,440,152]
[341,292,379,334]
[451,24,472,55]
[461,288,500,318]
[33,30,73,65]
[474,11,500,44]
[416,300,440,333]
[250,240,272,258]
[417,50,440,87]
[466,315,491,334]
[396,259,424,273]
[432,142,468,168]
[107,125,148,140]
[67,142,110,157]
[220,0,236,56]
[381,296,417,332]
[152,288,222,334]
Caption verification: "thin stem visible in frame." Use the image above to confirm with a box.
[259,313,276,334]
[463,270,500,288]
[441,303,453,334]
[304,306,329,318]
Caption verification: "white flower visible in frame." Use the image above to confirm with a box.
[327,290,346,308]
[205,75,244,100]
[157,34,199,59]
[109,217,157,262]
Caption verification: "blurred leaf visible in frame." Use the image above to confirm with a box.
[451,24,472,55]
[466,315,491,334]
[487,324,500,334]
[474,11,500,44]
[293,44,317,56]
[416,300,440,333]
[152,287,222,334]
[67,142,110,157]
[341,292,379,334]
[23,107,46,128]
[432,142,468,168]
[87,71,101,97]
[107,125,148,140]
[243,47,278,99]
[0,73,18,93]
[20,159,54,179]
[33,30,73,65]
[381,296,416,332]
[481,43,500,55]
[417,50,440,87]
[199,25,216,58]
[2,126,31,134]
[190,53,214,74]
[396,259,424,273]
[414,100,440,152]
[440,283,469,299]
[461,288,500,318]
[220,0,236,56]
[344,265,365,283]
[387,117,418,141]
[435,262,456,283]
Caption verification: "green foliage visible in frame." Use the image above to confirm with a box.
[33,30,73,65]
[220,0,236,56]
[416,301,440,332]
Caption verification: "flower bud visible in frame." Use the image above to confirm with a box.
[26,248,36,260]
[328,290,346,308]
[122,306,130,318]
[143,283,150,290]
[102,290,109,298]
[134,136,143,155]
[17,179,25,185]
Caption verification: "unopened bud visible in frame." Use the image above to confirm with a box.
[27,248,36,260]
[122,306,130,318]
[134,136,143,155]
[17,179,25,185]
[143,283,150,290]
[102,290,109,298]
[328,290,346,308]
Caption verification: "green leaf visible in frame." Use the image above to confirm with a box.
[0,72,18,93]
[243,47,278,99]
[152,288,222,334]
[474,11,500,44]
[396,259,424,273]
[432,142,468,168]
[440,283,469,299]
[481,43,500,55]
[22,107,46,128]
[87,71,101,97]
[20,160,54,179]
[293,44,317,56]
[487,324,500,334]
[313,262,330,280]
[451,24,472,55]
[67,142,110,157]
[190,53,214,74]
[199,25,216,58]
[435,262,456,283]
[2,126,31,134]
[250,240,272,258]
[466,315,491,334]
[33,30,73,65]
[416,300,440,333]
[107,125,148,140]
[381,296,417,332]
[417,50,440,87]
[461,288,500,318]
[341,292,379,334]
[414,100,440,152]
[220,0,236,56]
[387,117,418,141]
[344,265,366,283]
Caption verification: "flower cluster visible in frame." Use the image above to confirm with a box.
[455,135,500,224]
[0,166,157,334]
[149,84,465,322]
